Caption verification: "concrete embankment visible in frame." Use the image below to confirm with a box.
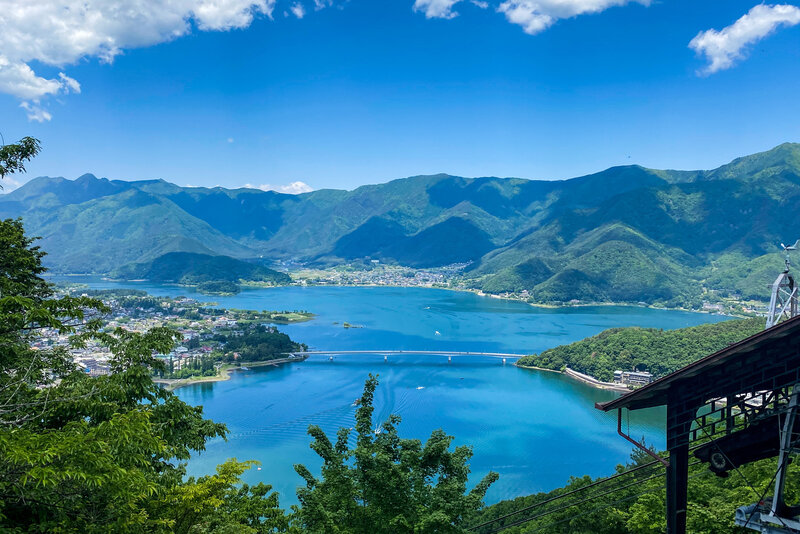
[516,362,630,392]
[564,367,631,393]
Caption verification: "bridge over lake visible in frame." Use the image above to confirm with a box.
[292,350,526,361]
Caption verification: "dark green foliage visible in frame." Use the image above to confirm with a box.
[1,218,227,530]
[167,187,293,241]
[0,180,255,273]
[80,288,149,297]
[293,375,498,533]
[113,251,291,285]
[333,216,495,267]
[383,217,496,268]
[154,459,294,533]
[518,318,763,381]
[533,240,689,303]
[702,252,784,300]
[479,223,703,305]
[0,215,296,532]
[0,217,50,299]
[216,325,306,362]
[331,216,408,260]
[196,279,241,295]
[481,258,553,294]
[0,136,40,181]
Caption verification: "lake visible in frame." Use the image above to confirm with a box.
[62,279,729,506]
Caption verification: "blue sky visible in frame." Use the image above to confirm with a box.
[0,0,799,192]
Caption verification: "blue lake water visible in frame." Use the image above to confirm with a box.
[61,279,730,507]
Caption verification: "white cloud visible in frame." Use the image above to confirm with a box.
[0,175,23,192]
[414,0,463,19]
[245,181,314,194]
[314,0,334,10]
[0,56,65,101]
[471,0,489,8]
[689,4,800,75]
[497,0,648,35]
[291,2,306,18]
[20,101,53,123]
[58,73,82,94]
[227,137,235,143]
[0,0,277,118]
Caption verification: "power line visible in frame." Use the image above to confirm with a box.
[473,400,800,533]
[493,468,708,533]
[469,460,667,531]
[483,470,668,533]
[472,458,711,533]
[516,484,667,533]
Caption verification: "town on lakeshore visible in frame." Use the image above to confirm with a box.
[45,287,312,386]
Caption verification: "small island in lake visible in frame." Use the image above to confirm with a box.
[196,280,241,295]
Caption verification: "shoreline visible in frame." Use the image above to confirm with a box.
[516,363,632,393]
[49,274,747,317]
[562,367,631,393]
[154,356,305,391]
[283,282,744,318]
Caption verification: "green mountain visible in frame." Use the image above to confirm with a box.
[112,252,291,285]
[3,142,800,305]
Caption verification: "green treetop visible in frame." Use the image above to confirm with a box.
[0,142,289,532]
[0,135,40,182]
[293,374,499,533]
[0,141,499,532]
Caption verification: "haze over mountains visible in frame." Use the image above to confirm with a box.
[2,143,800,305]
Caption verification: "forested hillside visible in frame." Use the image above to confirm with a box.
[3,143,800,305]
[517,318,764,381]
[112,252,291,285]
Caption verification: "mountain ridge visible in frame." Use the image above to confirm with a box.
[3,142,799,306]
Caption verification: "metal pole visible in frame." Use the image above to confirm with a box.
[770,384,799,518]
[667,396,690,534]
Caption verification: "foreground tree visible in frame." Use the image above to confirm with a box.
[0,146,289,531]
[293,375,498,533]
[0,216,252,531]
[0,135,40,182]
[0,143,497,532]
